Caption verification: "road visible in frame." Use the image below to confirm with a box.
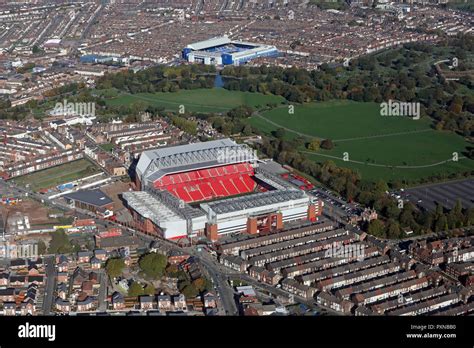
[97,270,108,312]
[42,255,56,315]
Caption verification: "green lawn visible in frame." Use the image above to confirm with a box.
[14,159,101,191]
[99,143,115,152]
[253,101,431,140]
[250,101,474,182]
[105,88,285,113]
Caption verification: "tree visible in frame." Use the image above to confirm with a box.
[181,284,199,298]
[105,258,125,278]
[139,253,168,279]
[320,139,334,150]
[47,229,72,254]
[435,214,448,232]
[37,240,47,255]
[307,140,320,151]
[273,128,286,139]
[367,219,385,237]
[374,180,389,194]
[128,282,144,297]
[144,283,156,296]
[386,219,401,239]
[165,264,180,277]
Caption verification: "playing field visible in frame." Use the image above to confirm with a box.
[106,88,285,113]
[250,101,474,182]
[14,159,101,191]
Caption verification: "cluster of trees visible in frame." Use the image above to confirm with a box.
[0,98,27,121]
[206,105,255,136]
[221,36,473,137]
[95,64,216,94]
[47,229,79,254]
[178,274,213,299]
[171,116,198,136]
[306,139,334,151]
[128,281,156,297]
[161,263,213,298]
[105,258,126,278]
[366,200,474,239]
[138,253,168,279]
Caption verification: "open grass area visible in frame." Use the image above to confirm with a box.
[14,159,101,191]
[105,88,285,113]
[99,143,115,152]
[250,101,474,182]
[253,101,431,140]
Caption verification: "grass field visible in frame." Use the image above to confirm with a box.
[250,101,474,182]
[14,159,101,191]
[106,88,285,113]
[99,143,115,152]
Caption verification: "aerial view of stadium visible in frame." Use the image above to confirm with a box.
[182,36,279,66]
[0,0,472,346]
[125,138,322,240]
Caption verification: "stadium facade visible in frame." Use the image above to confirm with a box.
[182,36,278,66]
[125,138,322,241]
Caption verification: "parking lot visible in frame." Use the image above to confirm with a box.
[309,188,362,217]
[401,179,474,211]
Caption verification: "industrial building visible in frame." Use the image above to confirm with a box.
[182,36,278,66]
[64,189,114,218]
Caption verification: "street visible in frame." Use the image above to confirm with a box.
[42,255,56,315]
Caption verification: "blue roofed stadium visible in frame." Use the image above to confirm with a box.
[182,35,278,66]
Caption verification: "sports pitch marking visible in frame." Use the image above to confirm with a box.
[254,112,434,142]
[301,151,468,169]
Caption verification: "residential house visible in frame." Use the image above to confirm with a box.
[76,297,94,312]
[173,294,187,311]
[28,264,40,276]
[0,288,16,302]
[77,251,93,264]
[0,273,9,286]
[9,275,26,287]
[28,275,44,286]
[111,292,125,310]
[203,292,216,308]
[9,259,27,271]
[157,294,172,311]
[140,295,154,310]
[94,249,108,261]
[3,302,16,316]
[55,298,71,313]
[20,299,36,315]
[168,251,190,265]
[90,257,101,270]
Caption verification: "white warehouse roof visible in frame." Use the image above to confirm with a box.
[186,36,231,50]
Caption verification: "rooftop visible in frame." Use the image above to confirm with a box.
[64,189,113,207]
[201,189,307,215]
